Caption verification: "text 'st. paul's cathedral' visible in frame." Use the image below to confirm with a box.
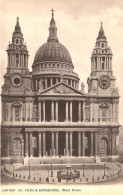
[1,11,120,161]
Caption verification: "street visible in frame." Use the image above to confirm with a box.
[1,173,123,185]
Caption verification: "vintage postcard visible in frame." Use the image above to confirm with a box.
[1,0,123,195]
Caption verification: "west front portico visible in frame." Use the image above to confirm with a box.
[22,126,117,158]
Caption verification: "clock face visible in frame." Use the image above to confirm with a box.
[98,76,110,89]
[11,74,23,87]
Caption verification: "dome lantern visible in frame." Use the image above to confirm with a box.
[47,8,59,42]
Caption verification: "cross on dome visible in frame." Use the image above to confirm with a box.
[51,8,55,16]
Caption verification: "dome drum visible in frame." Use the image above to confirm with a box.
[32,61,74,73]
[32,73,79,92]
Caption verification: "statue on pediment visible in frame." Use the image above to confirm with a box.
[81,82,85,93]
[38,79,43,92]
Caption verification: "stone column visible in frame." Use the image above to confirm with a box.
[43,132,46,156]
[110,103,113,122]
[51,132,54,149]
[90,102,93,122]
[20,54,22,67]
[29,132,33,157]
[20,106,22,122]
[38,101,41,122]
[78,101,81,122]
[107,57,110,69]
[116,102,119,122]
[25,101,28,121]
[55,132,58,156]
[99,109,102,122]
[55,101,58,122]
[100,57,101,70]
[65,101,68,122]
[56,78,58,83]
[82,132,85,156]
[91,132,93,156]
[97,57,99,69]
[70,101,72,122]
[70,80,72,86]
[112,102,117,122]
[51,101,54,121]
[95,103,98,122]
[8,103,11,122]
[110,57,112,70]
[22,142,24,158]
[95,132,97,156]
[13,107,15,122]
[19,54,21,67]
[25,132,28,157]
[35,79,37,92]
[43,101,45,122]
[45,78,47,89]
[65,132,69,156]
[51,132,55,156]
[109,57,111,69]
[105,58,107,69]
[82,102,85,122]
[26,55,28,69]
[78,132,81,156]
[30,101,33,121]
[70,132,73,156]
[23,54,24,67]
[50,78,53,86]
[9,53,11,66]
[8,54,10,67]
[38,132,42,157]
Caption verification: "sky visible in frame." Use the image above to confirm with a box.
[1,0,123,124]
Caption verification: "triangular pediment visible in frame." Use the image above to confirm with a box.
[38,82,84,96]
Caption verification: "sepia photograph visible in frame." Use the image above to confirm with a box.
[1,0,123,194]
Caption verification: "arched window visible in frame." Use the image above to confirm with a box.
[16,39,18,44]
[102,43,104,48]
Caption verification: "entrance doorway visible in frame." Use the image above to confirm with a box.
[73,131,78,156]
[58,101,65,122]
[13,138,22,157]
[99,138,108,156]
[85,132,91,156]
[46,131,51,156]
[45,101,51,122]
[58,131,65,156]
[32,132,38,157]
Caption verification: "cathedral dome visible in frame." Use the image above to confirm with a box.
[33,41,72,64]
[32,10,73,68]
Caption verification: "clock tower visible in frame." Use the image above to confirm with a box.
[87,23,119,97]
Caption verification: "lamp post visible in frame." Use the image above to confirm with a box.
[104,163,106,177]
[13,164,14,178]
[28,163,31,180]
[92,168,94,182]
[48,170,49,180]
[51,163,53,177]
[118,162,119,176]
[83,163,85,177]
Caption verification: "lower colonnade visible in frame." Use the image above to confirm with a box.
[24,131,98,158]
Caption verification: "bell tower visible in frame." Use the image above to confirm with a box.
[7,17,29,74]
[87,23,119,97]
[2,17,31,95]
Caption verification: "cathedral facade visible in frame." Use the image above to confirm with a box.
[1,12,120,161]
